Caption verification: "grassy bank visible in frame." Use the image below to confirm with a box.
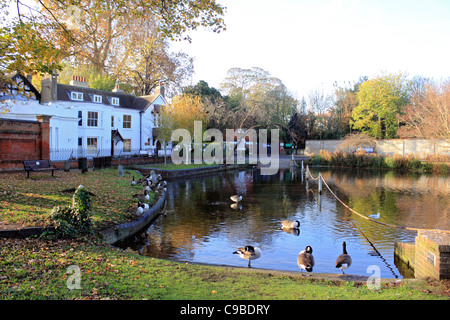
[1,237,448,300]
[310,150,449,174]
[0,169,156,229]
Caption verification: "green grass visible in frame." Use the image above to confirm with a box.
[0,237,448,300]
[0,168,157,229]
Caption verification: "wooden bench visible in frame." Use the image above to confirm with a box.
[23,160,59,178]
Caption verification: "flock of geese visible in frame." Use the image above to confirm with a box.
[230,195,352,275]
[126,172,167,218]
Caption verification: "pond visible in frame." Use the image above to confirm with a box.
[119,167,449,279]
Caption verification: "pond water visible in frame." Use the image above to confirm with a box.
[119,167,449,279]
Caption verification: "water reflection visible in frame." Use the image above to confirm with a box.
[119,167,449,279]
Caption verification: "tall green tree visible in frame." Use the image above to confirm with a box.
[351,73,410,139]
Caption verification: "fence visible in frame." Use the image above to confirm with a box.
[49,148,157,161]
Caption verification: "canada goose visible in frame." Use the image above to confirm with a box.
[230,195,242,203]
[233,245,261,268]
[126,202,145,217]
[139,200,150,211]
[281,219,300,229]
[297,246,314,275]
[230,203,242,211]
[335,241,352,274]
[131,176,137,186]
[132,189,150,201]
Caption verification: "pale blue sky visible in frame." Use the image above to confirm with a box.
[171,0,450,99]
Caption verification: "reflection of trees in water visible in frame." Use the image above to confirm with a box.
[326,168,449,231]
[130,167,448,269]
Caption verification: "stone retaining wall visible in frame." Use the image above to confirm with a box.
[99,191,166,245]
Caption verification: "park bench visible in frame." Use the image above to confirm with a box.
[23,160,59,178]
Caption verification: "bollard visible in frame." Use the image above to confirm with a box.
[301,161,304,171]
[306,165,309,180]
[64,160,70,172]
[318,174,322,194]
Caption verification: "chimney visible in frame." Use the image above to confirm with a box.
[155,82,165,97]
[112,84,124,93]
[69,75,89,88]
[40,73,58,103]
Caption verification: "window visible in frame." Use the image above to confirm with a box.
[78,137,82,146]
[123,139,131,153]
[78,111,82,126]
[87,137,98,154]
[93,95,102,103]
[71,92,83,101]
[87,111,98,127]
[111,97,120,106]
[111,116,114,127]
[123,115,131,129]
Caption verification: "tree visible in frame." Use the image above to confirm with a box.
[155,93,207,166]
[1,0,225,97]
[351,73,410,139]
[399,78,450,140]
[219,67,297,131]
[331,77,367,138]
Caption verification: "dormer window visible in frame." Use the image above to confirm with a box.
[71,92,83,101]
[93,95,102,103]
[111,97,120,106]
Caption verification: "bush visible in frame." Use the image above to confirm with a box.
[49,185,93,238]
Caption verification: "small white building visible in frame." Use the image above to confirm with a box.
[0,73,168,161]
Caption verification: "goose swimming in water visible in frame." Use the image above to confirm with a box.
[281,219,300,229]
[233,245,261,268]
[297,246,314,275]
[335,241,352,274]
[230,195,242,203]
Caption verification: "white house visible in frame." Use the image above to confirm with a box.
[0,73,167,161]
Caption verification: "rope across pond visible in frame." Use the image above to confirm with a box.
[304,165,450,235]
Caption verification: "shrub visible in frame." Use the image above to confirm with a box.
[48,185,94,238]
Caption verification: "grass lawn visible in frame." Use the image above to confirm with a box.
[0,168,449,301]
[0,168,156,230]
[0,237,448,300]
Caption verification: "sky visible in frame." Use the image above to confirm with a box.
[170,0,450,99]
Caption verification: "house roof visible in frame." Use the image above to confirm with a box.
[56,83,164,111]
[0,73,41,102]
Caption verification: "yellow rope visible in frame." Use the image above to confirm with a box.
[305,168,450,234]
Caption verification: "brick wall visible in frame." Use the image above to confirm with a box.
[415,231,450,280]
[0,116,51,171]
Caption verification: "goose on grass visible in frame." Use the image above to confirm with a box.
[126,202,145,218]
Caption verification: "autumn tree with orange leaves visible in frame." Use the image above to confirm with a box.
[149,94,207,166]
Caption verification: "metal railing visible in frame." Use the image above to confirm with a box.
[49,148,159,161]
